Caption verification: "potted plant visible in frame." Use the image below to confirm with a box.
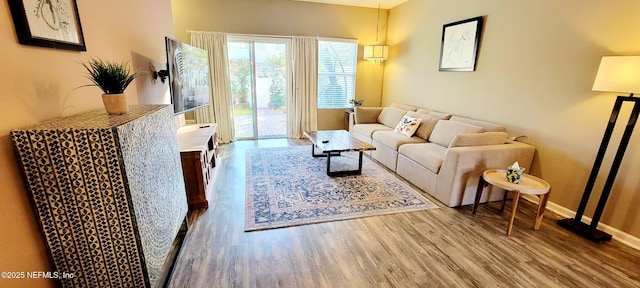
[349,99,364,107]
[81,59,138,115]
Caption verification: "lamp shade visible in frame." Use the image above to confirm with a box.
[592,56,640,94]
[364,45,389,62]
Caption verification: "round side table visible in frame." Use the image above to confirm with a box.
[473,169,551,235]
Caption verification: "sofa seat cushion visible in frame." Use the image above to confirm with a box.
[372,130,426,151]
[351,123,392,138]
[429,120,486,147]
[398,143,447,174]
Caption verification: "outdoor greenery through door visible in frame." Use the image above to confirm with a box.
[228,37,290,139]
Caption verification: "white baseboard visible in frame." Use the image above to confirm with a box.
[521,195,640,251]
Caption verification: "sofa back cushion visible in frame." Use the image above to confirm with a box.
[427,111,452,120]
[415,108,452,120]
[429,120,486,147]
[355,107,383,124]
[406,111,440,140]
[449,132,508,148]
[416,108,431,114]
[378,107,410,128]
[449,116,506,132]
[390,103,418,112]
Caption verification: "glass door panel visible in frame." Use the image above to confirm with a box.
[255,42,287,138]
[228,41,256,139]
[228,37,290,140]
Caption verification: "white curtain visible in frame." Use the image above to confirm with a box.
[190,31,234,143]
[288,36,318,138]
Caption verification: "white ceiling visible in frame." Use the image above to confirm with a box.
[292,0,408,9]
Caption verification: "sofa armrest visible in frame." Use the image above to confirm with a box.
[354,107,383,124]
[435,141,536,207]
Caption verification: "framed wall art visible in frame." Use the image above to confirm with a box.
[8,0,86,51]
[438,16,483,72]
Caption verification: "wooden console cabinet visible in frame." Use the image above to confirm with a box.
[177,123,218,209]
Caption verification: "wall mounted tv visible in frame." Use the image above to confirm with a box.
[164,37,212,115]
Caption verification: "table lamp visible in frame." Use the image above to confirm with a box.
[557,56,640,242]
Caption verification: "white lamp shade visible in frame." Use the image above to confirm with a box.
[592,56,640,94]
[364,45,389,61]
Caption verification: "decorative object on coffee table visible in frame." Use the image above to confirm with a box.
[81,59,138,115]
[473,169,550,235]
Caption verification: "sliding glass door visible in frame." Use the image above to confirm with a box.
[227,37,290,139]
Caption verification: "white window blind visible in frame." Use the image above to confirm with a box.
[317,40,358,109]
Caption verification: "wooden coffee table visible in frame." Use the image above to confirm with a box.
[303,130,376,176]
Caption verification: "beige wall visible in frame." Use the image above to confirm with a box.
[170,0,387,130]
[0,1,174,286]
[385,0,640,237]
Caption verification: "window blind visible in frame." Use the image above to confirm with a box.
[317,40,358,109]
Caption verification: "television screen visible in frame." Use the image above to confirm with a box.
[165,37,212,114]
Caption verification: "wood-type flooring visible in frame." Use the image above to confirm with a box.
[167,139,640,288]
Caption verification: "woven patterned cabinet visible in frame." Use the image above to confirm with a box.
[11,105,188,288]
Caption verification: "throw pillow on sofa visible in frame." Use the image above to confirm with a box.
[394,115,422,137]
[429,120,486,147]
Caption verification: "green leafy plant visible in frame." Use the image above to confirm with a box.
[349,99,364,106]
[81,59,138,94]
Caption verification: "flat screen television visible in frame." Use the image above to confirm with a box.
[165,37,212,115]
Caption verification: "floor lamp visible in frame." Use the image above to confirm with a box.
[557,56,640,243]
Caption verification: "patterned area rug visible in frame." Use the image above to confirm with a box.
[245,145,438,231]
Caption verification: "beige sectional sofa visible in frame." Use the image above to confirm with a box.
[349,103,535,207]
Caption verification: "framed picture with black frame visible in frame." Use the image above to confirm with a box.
[8,0,86,51]
[438,16,483,72]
